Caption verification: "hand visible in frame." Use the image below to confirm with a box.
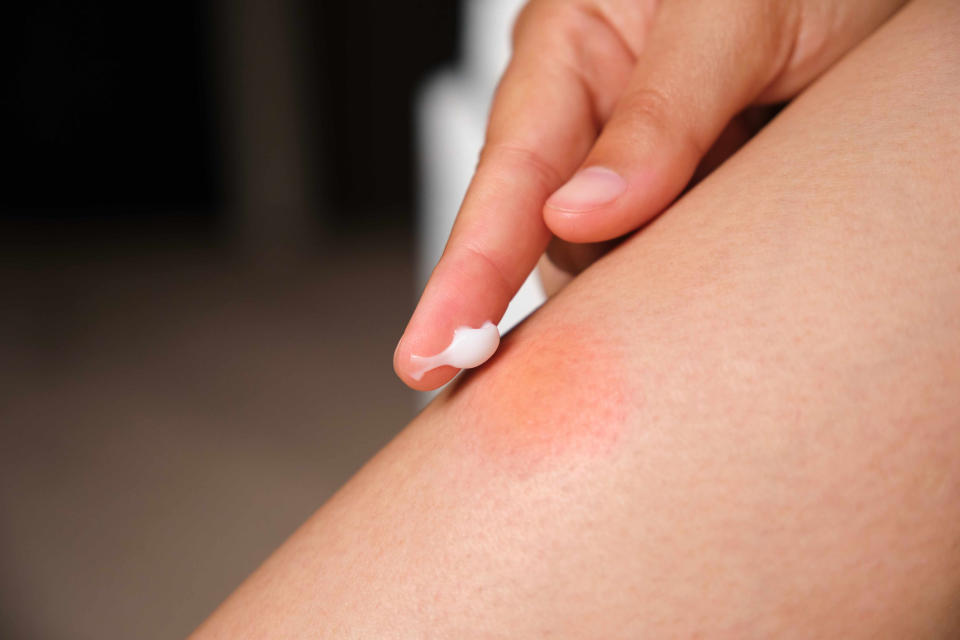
[538,104,781,295]
[394,0,906,390]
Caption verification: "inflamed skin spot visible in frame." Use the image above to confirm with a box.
[449,322,637,472]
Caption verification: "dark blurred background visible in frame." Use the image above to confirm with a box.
[0,1,460,637]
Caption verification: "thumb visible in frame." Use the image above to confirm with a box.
[543,0,798,243]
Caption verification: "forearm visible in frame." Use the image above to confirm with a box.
[193,0,960,637]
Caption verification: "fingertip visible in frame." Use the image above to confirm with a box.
[544,196,640,244]
[544,165,639,243]
[544,166,627,213]
[393,242,521,391]
[545,208,614,243]
[394,334,460,391]
[544,164,681,243]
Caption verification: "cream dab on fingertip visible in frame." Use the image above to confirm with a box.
[409,321,500,381]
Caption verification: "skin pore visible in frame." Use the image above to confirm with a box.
[193,1,960,637]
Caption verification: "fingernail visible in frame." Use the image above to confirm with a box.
[546,167,626,212]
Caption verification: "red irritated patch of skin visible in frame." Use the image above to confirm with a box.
[447,322,637,473]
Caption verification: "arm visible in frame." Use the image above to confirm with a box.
[195,0,960,636]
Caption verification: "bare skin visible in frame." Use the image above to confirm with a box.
[193,0,960,637]
[393,0,906,390]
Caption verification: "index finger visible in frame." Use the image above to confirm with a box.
[393,3,633,390]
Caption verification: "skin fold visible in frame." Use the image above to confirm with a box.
[193,0,960,637]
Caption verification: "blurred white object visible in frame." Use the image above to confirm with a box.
[416,0,544,335]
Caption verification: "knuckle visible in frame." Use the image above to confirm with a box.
[620,87,673,130]
[478,142,564,193]
[617,88,707,159]
[513,1,596,51]
[462,242,516,296]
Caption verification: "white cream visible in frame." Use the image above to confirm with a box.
[410,321,500,381]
